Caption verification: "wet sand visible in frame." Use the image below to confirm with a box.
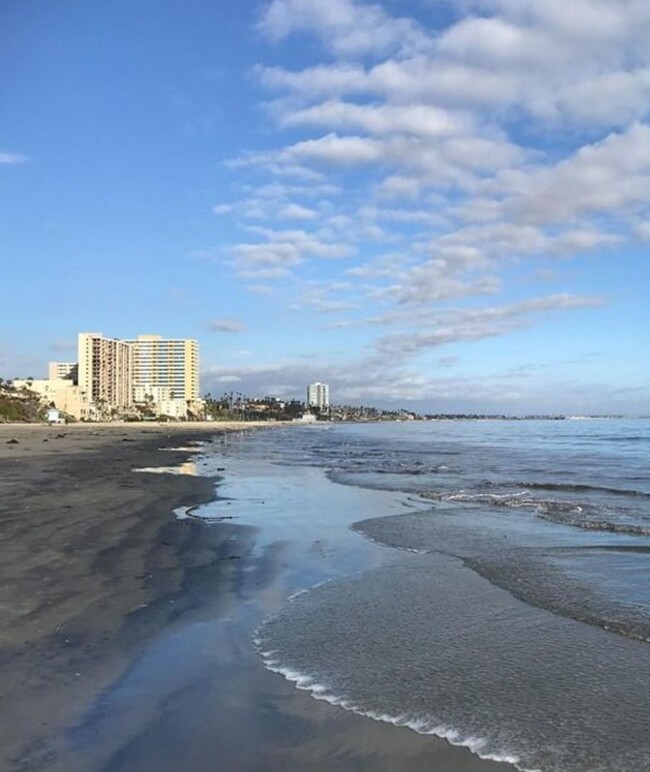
[0,423,511,772]
[0,423,261,770]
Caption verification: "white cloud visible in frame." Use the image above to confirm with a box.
[282,100,470,138]
[279,203,318,220]
[234,241,304,268]
[231,227,356,279]
[238,266,292,280]
[390,265,501,305]
[0,152,28,165]
[246,227,356,258]
[258,0,429,57]
[497,122,650,225]
[436,16,565,71]
[207,318,245,333]
[345,252,410,280]
[377,175,422,200]
[256,0,650,127]
[359,205,437,224]
[373,294,606,361]
[634,221,650,240]
[286,133,383,165]
[551,229,622,254]
[248,2,650,263]
[552,69,650,124]
[212,203,233,215]
[235,130,523,191]
[289,281,360,314]
[257,63,368,98]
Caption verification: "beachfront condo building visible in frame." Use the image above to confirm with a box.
[127,335,199,403]
[78,332,134,415]
[307,382,330,410]
[16,332,200,421]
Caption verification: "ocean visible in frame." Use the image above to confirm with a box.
[249,419,650,772]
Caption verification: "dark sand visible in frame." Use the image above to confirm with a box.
[0,423,253,770]
[0,423,510,772]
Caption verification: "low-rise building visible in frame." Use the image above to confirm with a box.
[48,362,78,382]
[133,386,202,419]
[13,378,89,420]
[293,412,318,424]
[158,399,190,419]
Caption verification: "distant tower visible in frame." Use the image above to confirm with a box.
[307,382,330,410]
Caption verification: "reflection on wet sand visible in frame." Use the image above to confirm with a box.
[133,461,199,476]
[23,430,510,772]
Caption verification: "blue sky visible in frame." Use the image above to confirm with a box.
[2,0,650,414]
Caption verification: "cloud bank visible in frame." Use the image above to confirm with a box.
[202,0,650,409]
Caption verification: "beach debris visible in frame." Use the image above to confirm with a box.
[6,438,19,444]
[55,433,66,439]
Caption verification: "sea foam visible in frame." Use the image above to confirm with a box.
[256,643,539,772]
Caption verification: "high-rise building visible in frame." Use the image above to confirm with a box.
[127,335,199,402]
[19,331,200,421]
[48,362,78,382]
[77,332,133,414]
[307,382,330,410]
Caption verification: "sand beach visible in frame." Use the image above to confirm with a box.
[0,422,511,772]
[0,423,245,769]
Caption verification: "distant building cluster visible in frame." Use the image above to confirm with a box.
[12,344,338,424]
[14,332,200,421]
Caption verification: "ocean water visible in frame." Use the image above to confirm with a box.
[255,419,650,772]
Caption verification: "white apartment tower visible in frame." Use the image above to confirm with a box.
[307,382,330,410]
[127,335,199,402]
[77,333,134,412]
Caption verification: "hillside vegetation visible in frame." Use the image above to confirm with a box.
[0,382,47,423]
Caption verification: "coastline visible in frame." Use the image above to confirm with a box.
[0,423,251,770]
[0,422,514,772]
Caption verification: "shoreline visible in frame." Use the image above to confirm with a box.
[0,419,283,432]
[1,422,514,772]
